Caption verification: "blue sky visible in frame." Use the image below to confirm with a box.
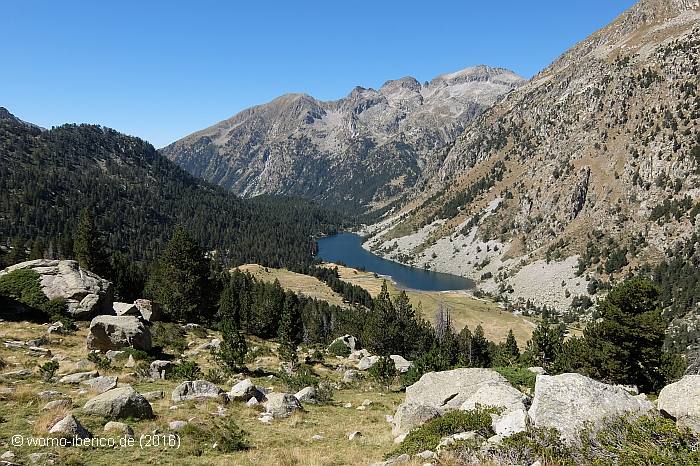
[2,0,637,148]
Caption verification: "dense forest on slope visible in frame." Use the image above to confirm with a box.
[0,110,345,269]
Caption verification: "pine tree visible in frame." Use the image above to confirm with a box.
[73,209,109,276]
[524,319,564,370]
[470,324,492,367]
[6,236,26,265]
[362,281,399,355]
[277,292,302,368]
[494,329,520,366]
[145,226,211,322]
[567,278,677,392]
[217,280,247,372]
[368,355,397,391]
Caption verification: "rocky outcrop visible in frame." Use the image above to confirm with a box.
[0,260,112,318]
[294,386,317,404]
[528,373,654,443]
[133,299,161,322]
[329,335,358,352]
[171,380,226,403]
[86,315,152,352]
[83,386,153,419]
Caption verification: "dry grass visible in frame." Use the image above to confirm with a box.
[236,264,350,308]
[34,404,71,434]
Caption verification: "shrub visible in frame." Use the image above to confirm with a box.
[493,366,536,393]
[578,414,700,465]
[206,367,226,384]
[327,339,351,357]
[389,408,496,457]
[87,352,111,370]
[168,360,202,381]
[0,269,68,319]
[38,360,59,382]
[182,419,249,453]
[114,348,151,361]
[278,366,319,391]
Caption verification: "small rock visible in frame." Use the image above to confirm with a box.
[42,399,72,411]
[528,367,546,375]
[49,414,91,440]
[348,431,363,441]
[37,390,63,400]
[149,360,172,379]
[47,322,65,334]
[342,369,361,383]
[393,433,407,444]
[312,434,324,441]
[362,399,372,406]
[169,420,187,431]
[172,380,226,403]
[416,450,434,459]
[81,375,118,394]
[1,369,32,379]
[104,421,134,437]
[264,393,303,418]
[142,390,164,401]
[246,397,260,407]
[59,370,98,384]
[124,355,136,368]
[105,350,125,361]
[229,379,265,402]
[343,402,353,408]
[0,452,15,460]
[356,405,366,411]
[294,386,317,404]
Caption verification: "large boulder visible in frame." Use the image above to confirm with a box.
[172,380,226,403]
[0,259,113,318]
[86,315,152,351]
[459,381,528,413]
[357,356,380,370]
[264,393,303,418]
[133,299,161,322]
[149,360,173,380]
[657,375,700,419]
[83,386,153,419]
[113,302,139,317]
[294,386,317,404]
[229,379,266,402]
[528,373,654,443]
[49,415,92,440]
[405,368,512,411]
[81,376,118,394]
[657,375,700,435]
[392,402,440,436]
[390,355,413,373]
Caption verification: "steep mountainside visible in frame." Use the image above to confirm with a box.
[161,66,524,210]
[363,0,700,314]
[0,108,343,268]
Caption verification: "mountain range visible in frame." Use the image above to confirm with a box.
[161,66,524,210]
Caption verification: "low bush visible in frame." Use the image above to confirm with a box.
[87,352,111,370]
[181,419,249,453]
[168,360,202,380]
[38,360,59,382]
[389,408,495,457]
[327,339,351,357]
[151,322,187,355]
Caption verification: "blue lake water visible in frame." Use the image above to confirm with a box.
[316,232,474,291]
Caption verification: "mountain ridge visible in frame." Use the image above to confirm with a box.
[161,65,525,210]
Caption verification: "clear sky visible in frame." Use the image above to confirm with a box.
[2,0,637,148]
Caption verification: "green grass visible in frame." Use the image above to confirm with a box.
[493,366,537,392]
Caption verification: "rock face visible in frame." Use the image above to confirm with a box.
[528,373,654,443]
[405,368,511,410]
[172,380,226,402]
[0,260,113,318]
[264,392,303,418]
[161,66,524,208]
[49,414,91,439]
[86,315,152,352]
[459,381,528,413]
[83,386,153,419]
